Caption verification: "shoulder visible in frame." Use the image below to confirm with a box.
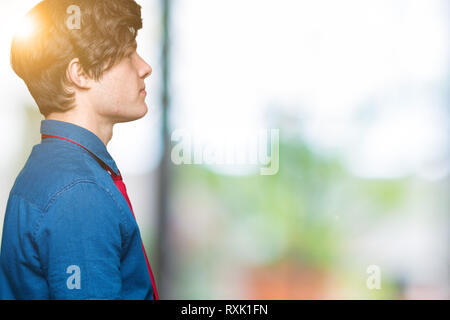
[36,180,128,243]
[10,142,110,212]
[45,180,121,214]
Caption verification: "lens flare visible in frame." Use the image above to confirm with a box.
[15,14,36,40]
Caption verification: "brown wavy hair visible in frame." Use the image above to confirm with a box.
[11,0,143,116]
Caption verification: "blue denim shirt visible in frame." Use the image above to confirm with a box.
[0,120,156,300]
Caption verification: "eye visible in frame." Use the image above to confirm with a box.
[125,49,135,59]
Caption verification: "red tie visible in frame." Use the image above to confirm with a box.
[41,134,159,300]
[109,170,159,300]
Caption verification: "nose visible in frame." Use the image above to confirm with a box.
[138,54,152,79]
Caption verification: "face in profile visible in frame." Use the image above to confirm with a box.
[89,45,153,124]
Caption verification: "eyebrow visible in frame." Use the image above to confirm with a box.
[125,41,137,53]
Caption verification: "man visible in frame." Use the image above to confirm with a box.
[0,0,158,299]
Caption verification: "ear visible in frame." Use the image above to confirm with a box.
[66,58,91,89]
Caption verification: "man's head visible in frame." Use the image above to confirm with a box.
[11,0,152,123]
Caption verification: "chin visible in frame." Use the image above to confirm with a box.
[117,103,148,123]
[136,102,149,119]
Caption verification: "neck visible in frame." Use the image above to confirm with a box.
[45,111,114,146]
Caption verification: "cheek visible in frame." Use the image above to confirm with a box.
[100,75,126,101]
[91,63,141,115]
[109,71,138,101]
[90,80,120,115]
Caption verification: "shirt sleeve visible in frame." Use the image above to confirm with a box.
[36,181,125,300]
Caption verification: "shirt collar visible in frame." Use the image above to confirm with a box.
[40,120,120,176]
